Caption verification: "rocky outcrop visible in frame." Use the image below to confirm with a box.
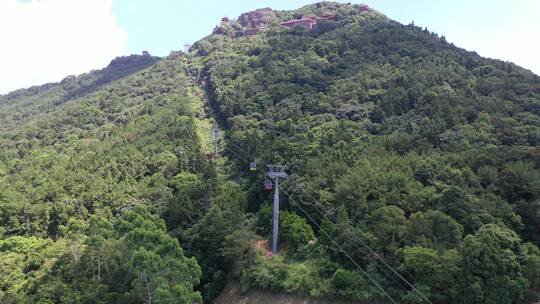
[237,8,276,29]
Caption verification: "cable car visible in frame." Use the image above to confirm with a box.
[250,162,257,171]
[264,179,273,192]
[206,153,214,160]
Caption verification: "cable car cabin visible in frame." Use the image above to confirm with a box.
[250,162,257,171]
[206,153,214,160]
[264,179,273,192]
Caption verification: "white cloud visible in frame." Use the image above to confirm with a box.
[0,0,127,94]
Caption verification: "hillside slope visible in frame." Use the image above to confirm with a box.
[0,2,539,304]
[0,53,159,131]
[0,52,215,303]
[194,2,540,303]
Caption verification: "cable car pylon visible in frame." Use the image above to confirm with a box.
[267,165,287,254]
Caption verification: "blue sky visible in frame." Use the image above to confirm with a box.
[1,0,539,93]
[112,0,540,70]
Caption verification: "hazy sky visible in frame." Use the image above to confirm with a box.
[1,0,539,94]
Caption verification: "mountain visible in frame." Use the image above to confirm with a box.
[0,51,210,303]
[1,2,540,304]
[0,52,160,131]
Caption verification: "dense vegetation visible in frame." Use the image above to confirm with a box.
[194,2,540,303]
[1,2,540,304]
[0,53,213,303]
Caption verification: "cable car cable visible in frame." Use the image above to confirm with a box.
[222,143,412,298]
[282,188,399,304]
[207,134,429,303]
[223,144,252,163]
[283,177,432,304]
[282,179,413,296]
[285,177,428,302]
[215,142,421,300]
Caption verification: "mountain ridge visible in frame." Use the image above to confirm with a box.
[0,52,160,131]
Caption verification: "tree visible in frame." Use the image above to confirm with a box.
[222,228,257,277]
[405,210,463,249]
[130,248,165,304]
[523,242,540,301]
[435,187,483,233]
[371,206,406,255]
[85,214,114,280]
[118,207,202,304]
[162,172,206,229]
[498,161,539,203]
[330,269,377,301]
[459,224,528,304]
[517,199,540,245]
[398,246,460,303]
[280,211,315,254]
[63,218,87,264]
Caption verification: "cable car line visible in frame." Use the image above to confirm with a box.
[282,177,415,294]
[283,177,432,304]
[219,144,409,300]
[213,140,430,303]
[283,178,419,298]
[200,92,430,303]
[285,177,430,303]
[223,139,411,295]
[282,187,399,304]
[226,140,264,165]
[223,144,252,163]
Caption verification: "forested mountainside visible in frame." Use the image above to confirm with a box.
[0,53,210,303]
[1,2,540,304]
[0,53,159,131]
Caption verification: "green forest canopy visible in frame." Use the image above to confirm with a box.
[1,2,540,303]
